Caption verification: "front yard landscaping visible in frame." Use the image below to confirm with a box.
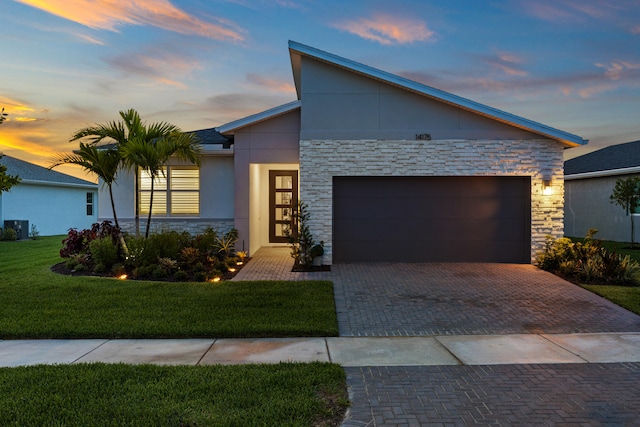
[0,236,347,426]
[0,236,338,339]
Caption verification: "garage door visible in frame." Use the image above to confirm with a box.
[333,176,531,263]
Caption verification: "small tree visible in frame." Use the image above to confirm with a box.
[0,108,7,125]
[286,201,317,269]
[0,155,21,194]
[610,176,640,246]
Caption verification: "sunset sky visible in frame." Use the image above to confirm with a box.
[1,0,639,181]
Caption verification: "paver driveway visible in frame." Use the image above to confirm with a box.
[331,262,640,426]
[331,262,640,336]
[236,249,640,425]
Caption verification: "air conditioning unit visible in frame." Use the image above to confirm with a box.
[3,220,29,240]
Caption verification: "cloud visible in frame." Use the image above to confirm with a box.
[73,32,106,45]
[632,25,640,34]
[332,14,434,45]
[399,58,640,100]
[246,74,296,93]
[204,93,295,123]
[105,48,202,88]
[520,0,628,23]
[480,52,528,77]
[16,0,246,41]
[595,60,640,81]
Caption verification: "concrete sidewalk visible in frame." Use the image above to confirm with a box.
[2,332,639,368]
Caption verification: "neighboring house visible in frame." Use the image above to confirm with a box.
[104,41,587,264]
[0,155,98,236]
[565,140,640,242]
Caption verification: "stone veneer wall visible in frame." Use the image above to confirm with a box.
[117,219,235,237]
[299,139,564,264]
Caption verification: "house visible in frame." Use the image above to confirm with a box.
[0,155,98,237]
[103,41,587,263]
[565,140,640,242]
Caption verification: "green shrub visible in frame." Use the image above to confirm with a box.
[29,224,40,240]
[193,271,208,282]
[192,226,219,254]
[151,266,168,280]
[1,227,17,241]
[214,228,238,259]
[173,270,188,281]
[536,229,640,285]
[65,258,79,270]
[89,237,119,272]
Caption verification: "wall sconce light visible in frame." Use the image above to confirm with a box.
[542,179,553,196]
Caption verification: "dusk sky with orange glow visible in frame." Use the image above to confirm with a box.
[1,0,639,181]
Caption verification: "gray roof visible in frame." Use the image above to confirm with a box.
[191,127,233,147]
[564,140,640,175]
[0,154,96,187]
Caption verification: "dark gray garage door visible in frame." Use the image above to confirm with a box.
[333,176,531,263]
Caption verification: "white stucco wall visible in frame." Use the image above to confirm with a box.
[1,182,98,236]
[99,155,235,236]
[300,139,565,264]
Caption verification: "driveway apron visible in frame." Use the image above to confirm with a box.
[331,262,640,336]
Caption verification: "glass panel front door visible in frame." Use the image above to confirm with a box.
[269,170,298,243]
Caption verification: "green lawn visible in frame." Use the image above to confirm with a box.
[582,284,640,316]
[0,362,348,427]
[0,236,347,426]
[567,237,640,315]
[0,236,338,338]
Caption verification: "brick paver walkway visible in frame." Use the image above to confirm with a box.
[231,247,332,281]
[343,363,640,426]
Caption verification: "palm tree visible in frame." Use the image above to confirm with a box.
[120,117,202,238]
[50,143,121,226]
[56,108,201,239]
[50,143,129,255]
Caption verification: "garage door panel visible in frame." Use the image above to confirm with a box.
[335,197,436,220]
[335,219,440,240]
[333,239,530,263]
[333,176,531,263]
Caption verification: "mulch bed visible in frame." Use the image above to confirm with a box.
[50,259,250,282]
[291,263,331,273]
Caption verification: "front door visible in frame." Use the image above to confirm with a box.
[269,170,298,243]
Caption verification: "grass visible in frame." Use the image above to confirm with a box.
[0,236,338,338]
[581,284,640,316]
[566,237,640,316]
[0,362,348,426]
[0,237,348,426]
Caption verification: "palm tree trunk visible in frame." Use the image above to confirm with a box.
[108,184,119,229]
[108,184,129,257]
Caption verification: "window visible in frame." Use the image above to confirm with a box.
[86,192,94,216]
[138,167,199,216]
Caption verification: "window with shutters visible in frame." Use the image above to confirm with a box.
[139,167,199,216]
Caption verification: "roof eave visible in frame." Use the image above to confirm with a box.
[217,100,301,134]
[565,166,640,180]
